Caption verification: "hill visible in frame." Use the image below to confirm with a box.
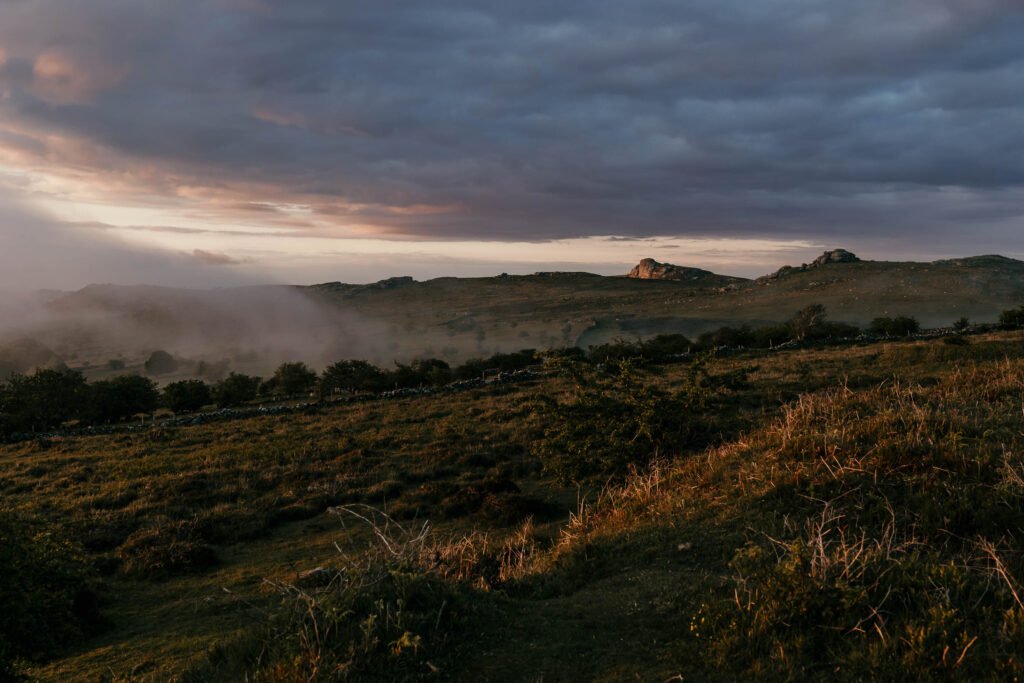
[3,250,1024,377]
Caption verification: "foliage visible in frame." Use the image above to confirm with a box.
[0,368,88,434]
[87,375,160,423]
[118,519,219,579]
[162,379,212,413]
[697,326,754,349]
[750,323,793,348]
[868,315,921,336]
[144,350,179,376]
[0,510,99,675]
[788,303,828,341]
[213,372,262,407]
[452,349,539,380]
[269,362,319,396]
[638,334,692,360]
[186,511,482,682]
[322,360,387,394]
[999,305,1024,329]
[535,360,710,484]
[388,358,452,388]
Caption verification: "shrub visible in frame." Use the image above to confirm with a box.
[706,517,1024,680]
[386,358,452,388]
[587,340,643,364]
[750,323,792,348]
[87,375,160,423]
[117,519,219,579]
[162,379,212,413]
[697,326,754,349]
[184,510,487,682]
[535,361,710,484]
[0,511,99,674]
[452,349,539,380]
[789,304,828,341]
[0,368,89,433]
[640,334,693,360]
[998,306,1024,329]
[144,350,179,376]
[213,373,262,407]
[322,360,387,394]
[868,315,921,336]
[270,362,318,396]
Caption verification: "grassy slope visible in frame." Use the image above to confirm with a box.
[5,333,1024,680]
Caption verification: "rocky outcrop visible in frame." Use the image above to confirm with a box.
[811,249,860,267]
[759,249,861,283]
[627,258,719,281]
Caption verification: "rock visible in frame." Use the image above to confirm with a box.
[758,249,860,283]
[626,258,718,281]
[811,249,860,267]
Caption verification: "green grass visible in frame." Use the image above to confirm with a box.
[4,332,1024,680]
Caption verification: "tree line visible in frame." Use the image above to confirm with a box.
[3,303,1020,436]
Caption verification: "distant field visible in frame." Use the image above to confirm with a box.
[5,331,1024,680]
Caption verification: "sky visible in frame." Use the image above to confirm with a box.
[1,0,1023,288]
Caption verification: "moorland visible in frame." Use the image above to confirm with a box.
[4,252,1024,680]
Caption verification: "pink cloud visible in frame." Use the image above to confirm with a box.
[32,49,129,104]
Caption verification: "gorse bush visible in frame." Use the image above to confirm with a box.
[117,518,219,579]
[535,360,711,484]
[710,516,1024,681]
[0,511,99,677]
[692,363,1024,679]
[186,509,490,682]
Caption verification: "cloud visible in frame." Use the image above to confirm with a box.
[190,249,248,265]
[0,187,262,290]
[32,49,129,104]
[0,0,1021,256]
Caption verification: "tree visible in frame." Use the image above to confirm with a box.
[953,317,971,335]
[697,326,754,350]
[868,316,920,337]
[162,380,212,413]
[788,304,828,341]
[0,368,89,433]
[144,350,179,376]
[751,324,793,348]
[998,306,1024,329]
[387,359,451,388]
[213,373,262,407]
[87,376,160,423]
[321,360,386,394]
[271,362,318,396]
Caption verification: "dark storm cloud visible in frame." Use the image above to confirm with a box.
[1,0,1024,250]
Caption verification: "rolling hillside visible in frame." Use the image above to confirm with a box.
[2,250,1023,377]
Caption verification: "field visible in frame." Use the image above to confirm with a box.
[4,329,1024,680]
